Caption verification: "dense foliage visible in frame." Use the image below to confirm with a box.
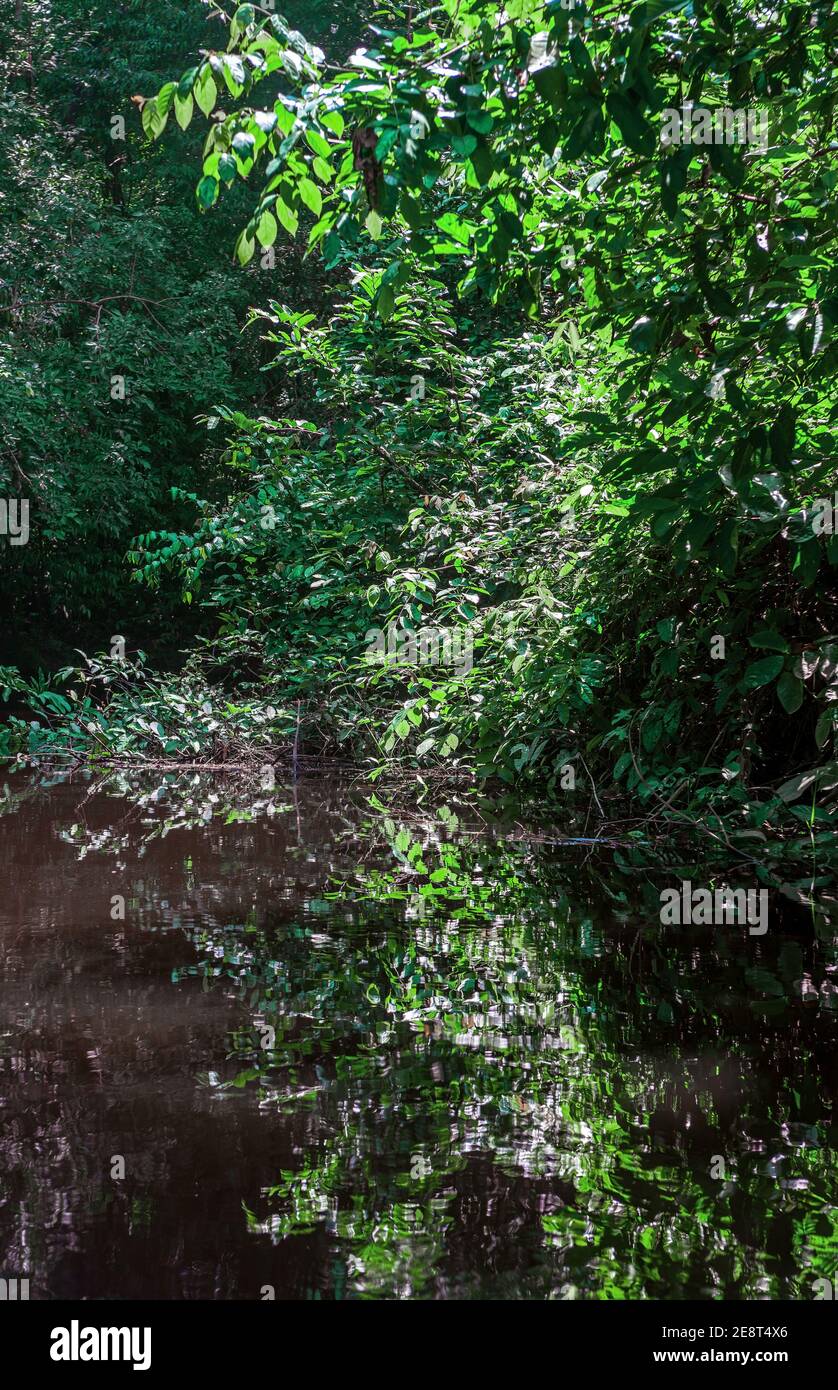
[2,0,838,853]
[0,0,364,666]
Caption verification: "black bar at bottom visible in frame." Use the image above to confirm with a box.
[2,1296,830,1378]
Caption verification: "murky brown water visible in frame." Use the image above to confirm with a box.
[0,776,357,1298]
[1,773,836,1300]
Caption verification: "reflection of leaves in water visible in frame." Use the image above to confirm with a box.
[8,770,837,1300]
[179,828,838,1301]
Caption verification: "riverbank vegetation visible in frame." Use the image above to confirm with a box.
[2,0,837,860]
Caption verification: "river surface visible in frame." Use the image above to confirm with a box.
[0,772,835,1300]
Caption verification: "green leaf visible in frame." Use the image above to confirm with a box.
[254,110,278,136]
[256,210,278,248]
[628,315,657,353]
[155,82,177,117]
[141,101,166,139]
[177,66,199,100]
[748,629,788,653]
[195,69,217,118]
[321,109,344,137]
[451,132,477,156]
[218,154,237,184]
[305,128,333,158]
[777,766,826,802]
[234,229,255,265]
[174,93,193,131]
[377,283,395,320]
[232,131,256,165]
[298,177,322,216]
[777,670,803,714]
[533,63,568,111]
[222,55,246,97]
[815,708,832,749]
[606,92,654,155]
[275,196,299,237]
[743,654,785,690]
[465,110,493,135]
[538,119,559,155]
[435,212,472,245]
[641,711,664,752]
[197,175,219,210]
[468,142,494,185]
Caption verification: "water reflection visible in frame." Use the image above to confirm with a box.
[0,773,835,1299]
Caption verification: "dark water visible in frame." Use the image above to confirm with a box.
[0,773,835,1300]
